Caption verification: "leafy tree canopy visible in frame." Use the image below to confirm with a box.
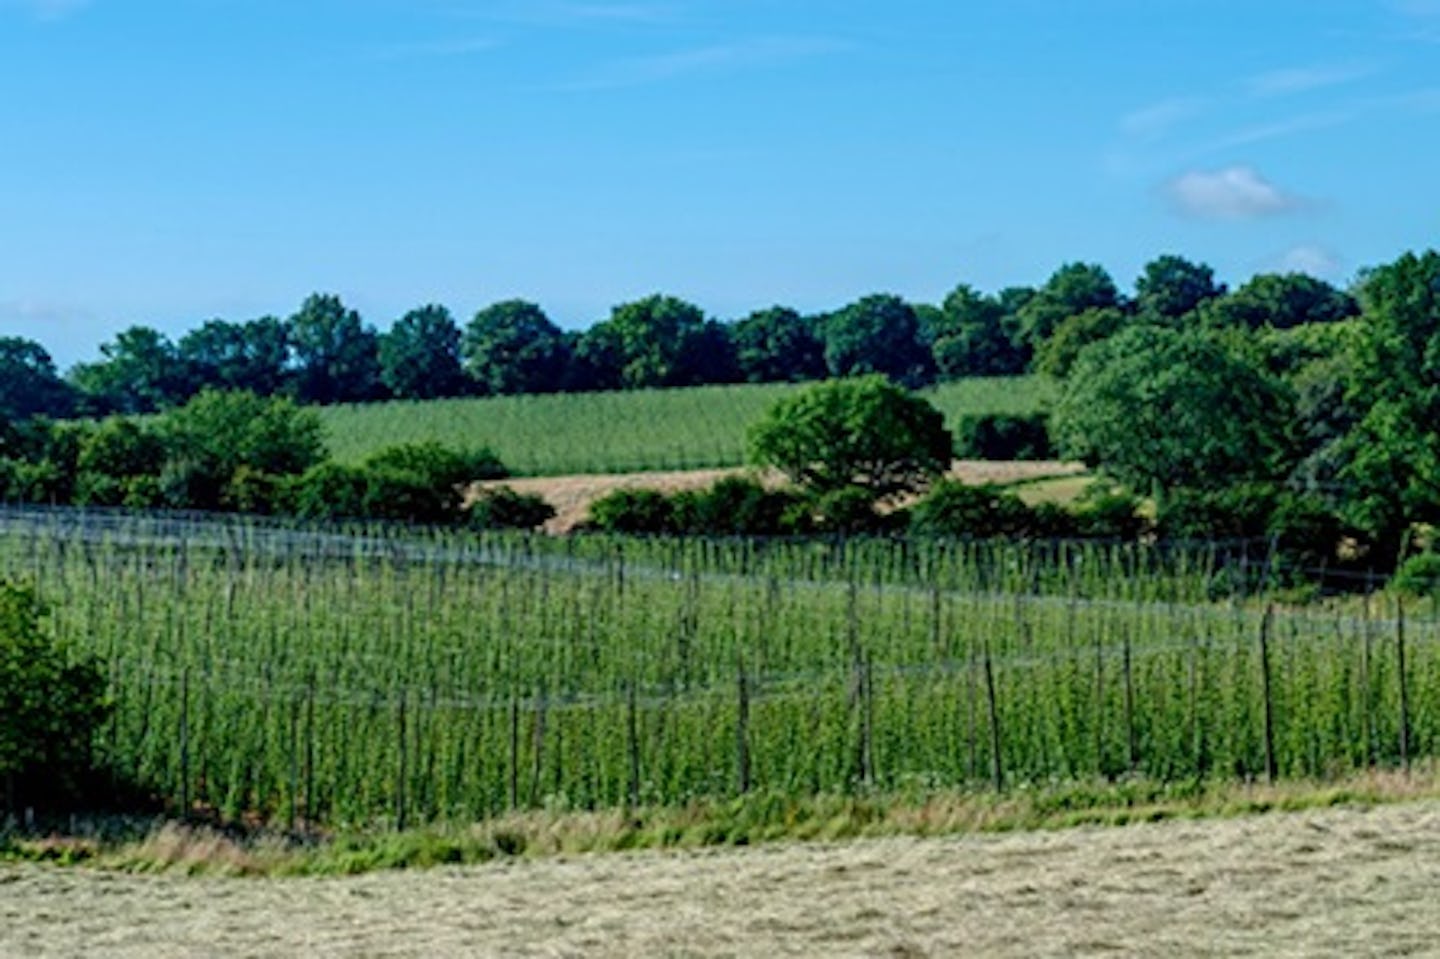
[1051,325,1296,494]
[925,284,1027,378]
[0,337,77,421]
[820,294,934,387]
[580,294,736,389]
[1203,272,1358,331]
[731,306,826,383]
[1015,263,1121,349]
[1134,254,1224,321]
[288,293,383,405]
[179,317,291,396]
[68,326,191,415]
[379,304,467,400]
[462,300,571,395]
[748,375,953,499]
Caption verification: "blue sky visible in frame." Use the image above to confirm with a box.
[2,0,1438,369]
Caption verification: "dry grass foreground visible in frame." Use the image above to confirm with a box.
[480,460,1085,534]
[6,799,1440,957]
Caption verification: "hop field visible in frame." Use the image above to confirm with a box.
[4,507,1438,830]
[315,376,1056,475]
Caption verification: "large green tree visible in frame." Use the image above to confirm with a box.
[925,284,1027,378]
[179,317,291,396]
[1051,325,1296,494]
[820,294,934,387]
[379,304,467,399]
[462,300,571,395]
[730,306,826,383]
[1015,263,1121,350]
[0,337,77,420]
[288,294,383,404]
[69,326,192,414]
[578,294,735,389]
[1204,273,1357,331]
[1134,254,1224,321]
[748,375,953,499]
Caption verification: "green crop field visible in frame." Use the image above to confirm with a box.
[316,376,1056,476]
[4,508,1436,830]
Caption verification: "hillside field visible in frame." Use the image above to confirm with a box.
[316,376,1054,475]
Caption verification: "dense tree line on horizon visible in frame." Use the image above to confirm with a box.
[0,253,1361,420]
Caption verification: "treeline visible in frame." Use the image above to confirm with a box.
[0,389,554,528]
[0,254,1357,419]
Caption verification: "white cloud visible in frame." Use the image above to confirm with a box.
[1277,245,1341,278]
[556,36,851,91]
[1245,64,1374,98]
[1165,166,1304,220]
[1119,97,1207,140]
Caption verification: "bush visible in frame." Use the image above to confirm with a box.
[953,413,1053,461]
[285,462,369,521]
[1069,484,1147,540]
[468,486,556,530]
[811,486,897,535]
[669,476,807,536]
[0,581,110,811]
[1392,553,1440,598]
[587,488,676,534]
[910,481,1037,538]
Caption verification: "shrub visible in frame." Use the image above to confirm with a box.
[285,462,369,521]
[0,581,110,811]
[587,488,676,534]
[1069,484,1147,540]
[812,486,897,535]
[953,413,1053,461]
[669,476,806,536]
[910,480,1037,538]
[1392,553,1440,598]
[468,486,556,531]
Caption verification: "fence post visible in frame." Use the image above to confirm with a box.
[395,692,408,832]
[508,694,520,811]
[1397,599,1410,771]
[1259,605,1278,782]
[179,667,190,819]
[1122,624,1137,774]
[736,660,751,796]
[984,639,1003,792]
[626,681,641,809]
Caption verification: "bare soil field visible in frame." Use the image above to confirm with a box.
[481,460,1085,534]
[5,800,1440,957]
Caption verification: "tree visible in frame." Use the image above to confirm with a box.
[159,390,326,510]
[1051,325,1296,495]
[1033,306,1130,378]
[1134,254,1224,321]
[0,337,76,420]
[925,284,1027,378]
[179,317,291,396]
[287,294,383,404]
[579,294,735,389]
[68,326,192,414]
[462,300,571,395]
[379,304,467,399]
[730,306,826,383]
[1015,263,1121,350]
[0,580,109,811]
[820,294,934,387]
[748,375,953,499]
[1324,251,1440,558]
[1203,273,1357,331]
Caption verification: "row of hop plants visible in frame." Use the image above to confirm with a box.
[4,513,1437,827]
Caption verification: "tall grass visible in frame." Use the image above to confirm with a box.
[316,377,1056,474]
[4,507,1432,831]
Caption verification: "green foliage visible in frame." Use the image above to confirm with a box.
[0,337,76,420]
[1134,254,1224,320]
[1155,483,1342,573]
[670,477,809,536]
[286,462,369,521]
[1015,262,1120,350]
[1392,553,1440,597]
[1033,307,1129,378]
[820,294,933,387]
[925,285,1027,379]
[953,413,1052,461]
[355,442,508,524]
[0,581,109,810]
[730,307,826,383]
[288,293,383,405]
[1203,273,1357,331]
[909,481,1037,538]
[1052,325,1296,494]
[747,376,953,500]
[809,486,896,534]
[378,305,467,400]
[462,300,571,396]
[1067,484,1147,540]
[467,486,556,531]
[159,390,327,511]
[578,295,736,390]
[586,488,676,534]
[68,326,191,415]
[178,318,291,396]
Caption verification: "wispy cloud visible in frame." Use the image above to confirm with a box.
[369,36,499,62]
[1,0,90,20]
[1202,110,1354,152]
[1245,63,1375,98]
[1165,166,1305,220]
[1119,97,1208,140]
[1276,244,1342,278]
[556,35,851,91]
